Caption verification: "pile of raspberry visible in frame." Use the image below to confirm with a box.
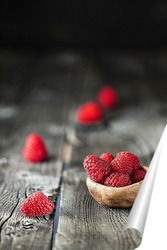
[83,151,146,187]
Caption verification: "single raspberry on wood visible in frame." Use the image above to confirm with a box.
[22,133,48,163]
[83,155,111,183]
[20,191,54,217]
[76,101,103,125]
[97,85,118,110]
[111,151,140,174]
[99,152,114,164]
[130,169,146,184]
[104,172,131,187]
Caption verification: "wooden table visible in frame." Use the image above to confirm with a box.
[0,49,166,250]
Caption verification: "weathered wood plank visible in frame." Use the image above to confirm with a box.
[55,51,167,250]
[55,167,141,250]
[0,50,85,250]
[55,107,165,250]
[1,50,167,250]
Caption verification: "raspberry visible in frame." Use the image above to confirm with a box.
[22,133,48,163]
[76,101,103,125]
[99,152,114,164]
[83,155,111,183]
[111,151,140,174]
[104,172,131,187]
[130,169,146,184]
[20,191,54,217]
[97,85,118,110]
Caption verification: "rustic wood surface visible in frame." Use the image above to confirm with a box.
[0,51,72,250]
[0,49,167,250]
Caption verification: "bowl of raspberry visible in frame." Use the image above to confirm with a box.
[83,152,148,208]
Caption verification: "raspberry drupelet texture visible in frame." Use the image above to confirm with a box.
[20,191,54,217]
[104,172,131,187]
[22,133,48,163]
[99,152,114,164]
[130,169,146,184]
[111,151,140,175]
[83,155,111,183]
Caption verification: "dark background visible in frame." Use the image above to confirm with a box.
[0,0,167,50]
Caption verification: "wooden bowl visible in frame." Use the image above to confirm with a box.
[86,166,148,208]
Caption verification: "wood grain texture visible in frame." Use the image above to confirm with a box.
[0,50,82,250]
[1,50,167,250]
[55,167,141,250]
[55,116,165,249]
[55,51,167,250]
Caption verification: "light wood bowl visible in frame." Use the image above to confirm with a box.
[86,166,148,208]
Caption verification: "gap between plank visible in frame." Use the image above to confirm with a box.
[51,141,74,250]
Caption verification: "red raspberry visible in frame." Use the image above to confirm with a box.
[111,151,140,174]
[22,133,48,163]
[130,169,146,184]
[104,172,131,187]
[83,155,111,183]
[97,85,118,110]
[76,101,103,125]
[20,191,54,217]
[99,152,114,164]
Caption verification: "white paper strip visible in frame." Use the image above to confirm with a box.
[124,125,167,249]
